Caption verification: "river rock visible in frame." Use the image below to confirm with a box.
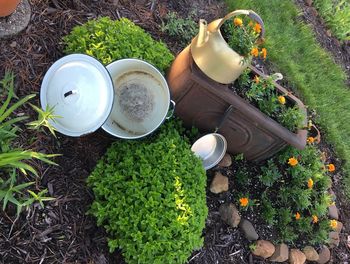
[217,153,232,167]
[334,220,343,233]
[210,172,228,193]
[328,204,339,220]
[303,246,319,261]
[269,243,289,262]
[329,231,340,248]
[219,203,241,228]
[252,240,275,259]
[289,249,306,264]
[317,246,330,264]
[239,219,259,241]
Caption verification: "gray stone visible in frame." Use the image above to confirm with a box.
[329,231,340,248]
[328,204,339,220]
[219,203,241,228]
[239,219,259,241]
[0,0,31,39]
[334,220,343,233]
[252,240,275,259]
[303,246,319,261]
[317,246,330,264]
[217,153,232,167]
[210,172,228,194]
[289,249,306,264]
[269,243,289,262]
[305,0,313,6]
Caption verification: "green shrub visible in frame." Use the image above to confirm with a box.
[63,17,174,74]
[87,120,208,264]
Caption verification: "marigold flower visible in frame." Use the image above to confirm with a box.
[254,23,262,33]
[254,75,260,84]
[330,219,338,229]
[234,18,243,27]
[288,157,298,166]
[312,215,318,223]
[307,178,314,189]
[307,137,315,144]
[251,47,259,57]
[239,197,249,207]
[295,212,301,220]
[261,48,267,59]
[327,164,335,172]
[278,96,286,105]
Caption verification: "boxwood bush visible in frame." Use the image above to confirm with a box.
[63,17,174,74]
[87,120,208,264]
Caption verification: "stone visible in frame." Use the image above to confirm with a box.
[219,203,241,228]
[317,246,330,264]
[218,153,232,167]
[310,7,318,17]
[252,240,275,259]
[289,249,306,264]
[305,0,313,6]
[269,243,289,262]
[334,220,343,233]
[328,204,339,220]
[326,30,332,38]
[210,172,228,193]
[303,246,319,261]
[239,219,259,241]
[329,231,340,248]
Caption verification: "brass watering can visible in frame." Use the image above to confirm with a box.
[191,10,265,84]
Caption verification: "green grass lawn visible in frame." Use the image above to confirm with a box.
[225,0,350,198]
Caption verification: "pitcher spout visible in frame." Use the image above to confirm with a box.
[196,19,209,47]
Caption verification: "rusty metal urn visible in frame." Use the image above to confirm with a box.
[166,47,307,161]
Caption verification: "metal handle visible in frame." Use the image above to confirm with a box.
[215,105,234,133]
[217,9,265,39]
[166,100,176,120]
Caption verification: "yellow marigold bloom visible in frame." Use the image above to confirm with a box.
[330,219,338,229]
[234,18,243,27]
[278,96,286,105]
[295,212,301,220]
[327,164,335,172]
[288,157,298,166]
[239,197,249,207]
[254,23,262,33]
[251,47,259,57]
[261,48,267,59]
[254,75,260,84]
[307,137,315,144]
[307,178,314,189]
[248,21,253,27]
[312,215,318,223]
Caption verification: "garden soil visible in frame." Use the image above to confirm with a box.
[0,0,349,263]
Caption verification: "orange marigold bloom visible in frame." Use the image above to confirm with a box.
[295,212,301,220]
[312,215,318,223]
[327,164,335,172]
[254,75,260,84]
[307,137,315,144]
[239,197,249,207]
[307,178,314,189]
[330,219,338,229]
[251,47,259,57]
[261,48,267,59]
[278,96,286,105]
[234,18,243,27]
[288,157,298,166]
[254,23,262,33]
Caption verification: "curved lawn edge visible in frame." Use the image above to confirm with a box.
[225,0,350,198]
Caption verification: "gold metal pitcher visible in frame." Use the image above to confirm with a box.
[191,10,265,84]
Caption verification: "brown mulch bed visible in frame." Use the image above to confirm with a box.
[0,0,349,263]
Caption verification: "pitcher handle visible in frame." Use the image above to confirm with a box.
[166,100,176,120]
[217,9,265,39]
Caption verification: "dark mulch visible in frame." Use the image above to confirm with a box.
[0,0,349,263]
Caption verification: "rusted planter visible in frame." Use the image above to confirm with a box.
[167,47,307,161]
[0,0,21,17]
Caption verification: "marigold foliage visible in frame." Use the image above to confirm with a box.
[63,17,174,74]
[87,120,208,264]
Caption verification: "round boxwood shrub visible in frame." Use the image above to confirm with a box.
[63,17,174,74]
[87,120,208,264]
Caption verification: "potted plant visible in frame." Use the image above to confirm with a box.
[0,0,21,17]
[167,46,307,161]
